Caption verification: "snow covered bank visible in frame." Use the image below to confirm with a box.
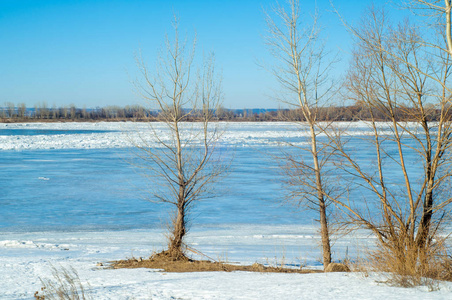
[1,226,451,299]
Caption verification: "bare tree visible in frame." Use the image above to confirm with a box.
[404,0,452,55]
[264,0,337,268]
[328,5,452,279]
[5,102,15,118]
[17,103,26,119]
[133,17,225,259]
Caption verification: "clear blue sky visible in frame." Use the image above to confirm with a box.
[0,0,403,109]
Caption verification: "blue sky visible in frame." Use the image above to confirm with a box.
[0,0,402,108]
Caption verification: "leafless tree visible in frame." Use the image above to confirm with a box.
[17,103,26,119]
[69,104,77,120]
[5,102,15,118]
[264,0,337,268]
[328,5,452,279]
[133,17,225,259]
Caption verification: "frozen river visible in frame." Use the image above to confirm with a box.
[0,121,426,232]
[0,121,430,233]
[0,146,309,232]
[0,122,323,232]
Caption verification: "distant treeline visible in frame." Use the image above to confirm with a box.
[0,102,444,122]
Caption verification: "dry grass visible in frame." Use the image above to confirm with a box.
[34,265,91,300]
[361,237,452,288]
[111,250,321,274]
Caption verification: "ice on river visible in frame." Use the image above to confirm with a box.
[0,121,394,150]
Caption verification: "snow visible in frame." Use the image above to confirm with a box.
[1,122,452,299]
[0,121,390,150]
[1,226,452,299]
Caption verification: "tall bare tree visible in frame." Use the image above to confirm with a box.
[328,5,452,279]
[134,18,225,259]
[265,0,336,268]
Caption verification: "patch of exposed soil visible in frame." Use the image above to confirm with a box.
[111,251,321,274]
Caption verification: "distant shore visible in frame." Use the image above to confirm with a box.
[1,104,442,123]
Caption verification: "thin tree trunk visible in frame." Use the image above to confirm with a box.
[446,0,452,55]
[169,199,186,258]
[310,125,332,267]
[416,184,434,250]
[319,197,332,267]
[167,117,187,258]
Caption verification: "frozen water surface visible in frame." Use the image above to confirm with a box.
[1,122,341,231]
[0,147,310,232]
